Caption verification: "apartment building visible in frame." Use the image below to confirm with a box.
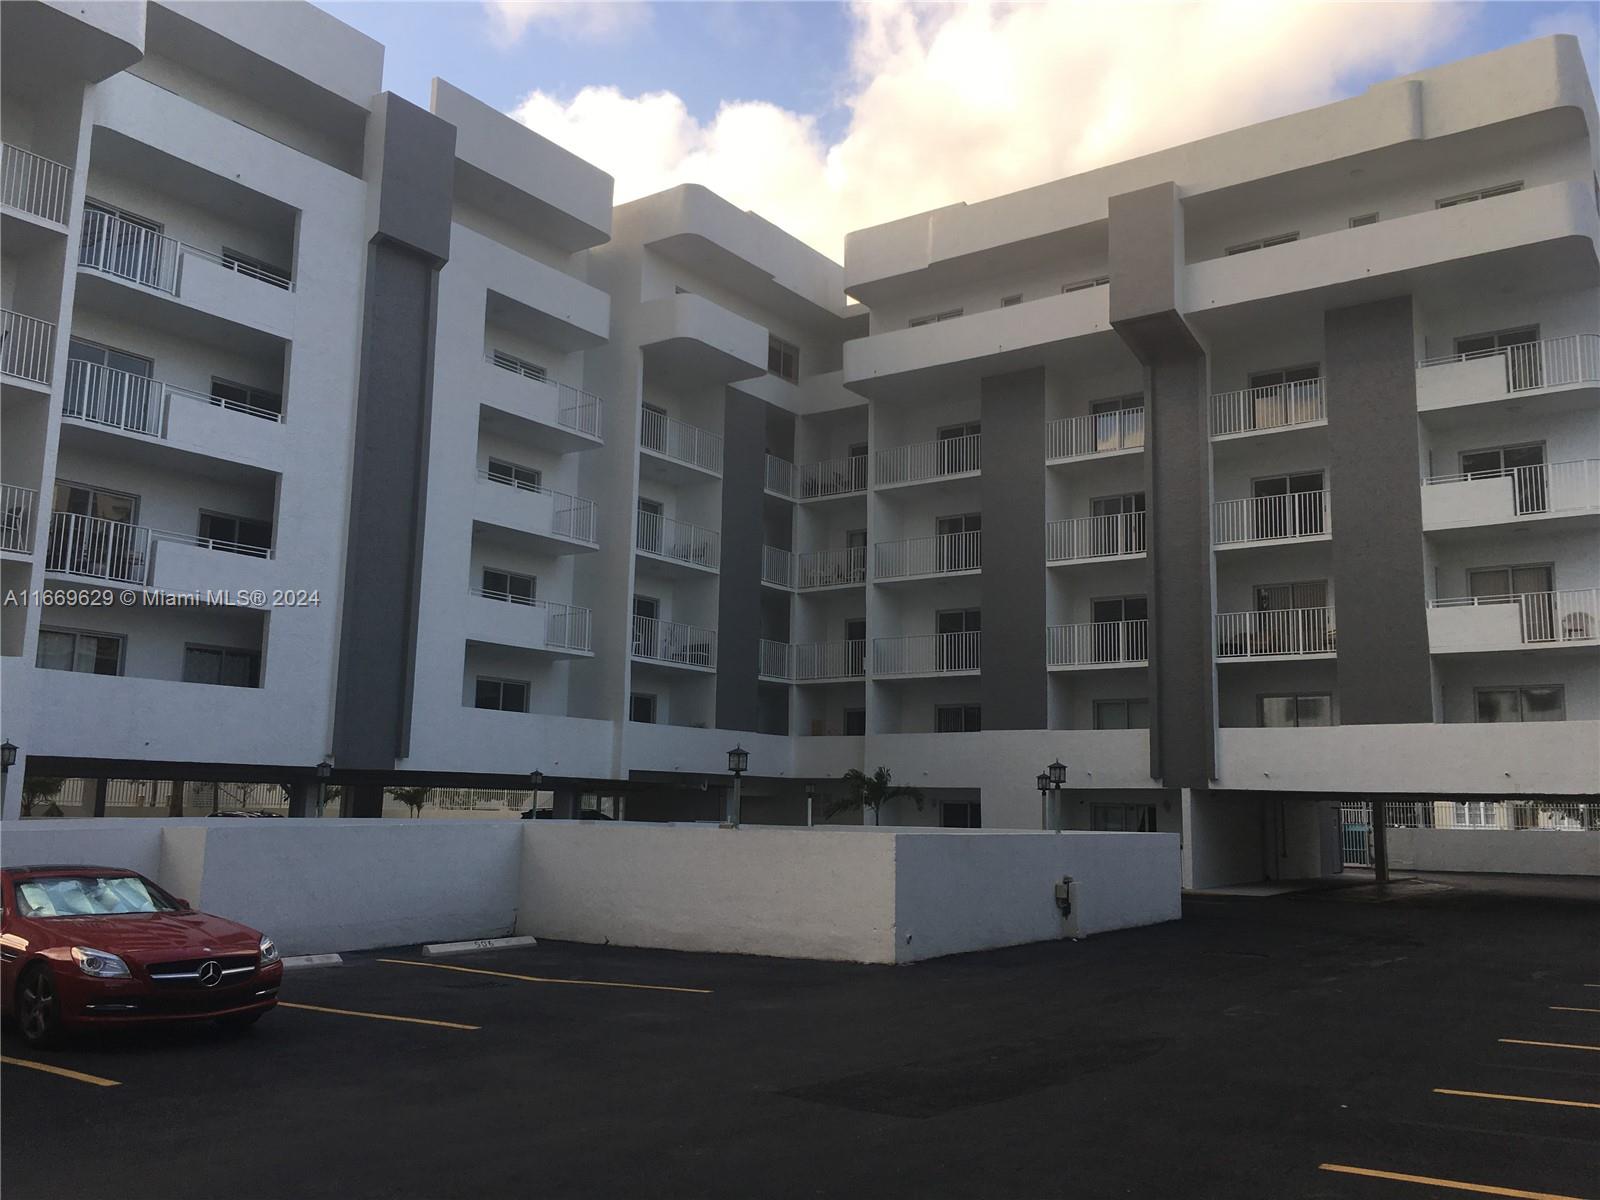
[1,3,1594,885]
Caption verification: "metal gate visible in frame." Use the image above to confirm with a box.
[1340,801,1372,868]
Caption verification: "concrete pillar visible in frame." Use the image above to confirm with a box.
[1370,795,1390,884]
[346,782,385,818]
[166,779,185,817]
[287,780,317,819]
[551,787,579,820]
[87,776,107,818]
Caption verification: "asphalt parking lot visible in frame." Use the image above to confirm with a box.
[4,873,1597,1200]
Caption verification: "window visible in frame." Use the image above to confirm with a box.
[845,618,867,672]
[475,677,529,713]
[641,402,669,453]
[1436,182,1522,208]
[843,708,866,736]
[1092,804,1157,832]
[46,483,142,579]
[1475,686,1564,723]
[182,645,261,688]
[79,200,164,287]
[935,513,982,571]
[1225,232,1298,255]
[941,801,982,828]
[1090,394,1143,452]
[636,498,665,554]
[1248,364,1320,391]
[53,480,136,523]
[65,339,156,432]
[485,458,541,492]
[1094,699,1150,730]
[935,704,981,733]
[37,628,123,676]
[1454,327,1541,389]
[1001,294,1023,307]
[1468,564,1552,601]
[1061,275,1110,293]
[490,350,547,382]
[767,335,799,383]
[481,568,535,604]
[909,308,963,327]
[220,247,290,289]
[629,693,657,724]
[210,377,282,421]
[1089,596,1149,662]
[936,608,981,671]
[1459,443,1546,513]
[198,511,272,557]
[1348,213,1378,228]
[1089,492,1147,554]
[1251,471,1326,537]
[1258,694,1333,728]
[937,421,980,474]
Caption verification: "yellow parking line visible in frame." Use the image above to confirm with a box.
[1434,1088,1600,1111]
[1318,1163,1586,1199]
[1,1055,121,1088]
[277,1001,478,1030]
[1549,1007,1600,1014]
[1500,1038,1600,1053]
[377,957,713,995]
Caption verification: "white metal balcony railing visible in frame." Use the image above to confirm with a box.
[1046,512,1146,561]
[1,309,55,384]
[875,433,980,486]
[1048,409,1145,460]
[1383,799,1600,833]
[1,484,38,554]
[1209,378,1325,437]
[1430,589,1599,645]
[761,545,793,588]
[43,511,273,585]
[631,614,717,669]
[759,638,791,680]
[765,455,796,498]
[2,142,73,225]
[79,208,294,293]
[471,588,594,652]
[799,454,868,499]
[63,361,284,436]
[479,469,598,544]
[874,531,982,579]
[640,406,722,474]
[1213,490,1329,545]
[1215,606,1336,659]
[486,352,603,440]
[1047,619,1149,668]
[635,510,720,570]
[873,631,981,676]
[1417,334,1600,392]
[797,545,867,589]
[792,638,867,681]
[1423,460,1600,517]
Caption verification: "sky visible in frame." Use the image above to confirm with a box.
[317,1,1600,261]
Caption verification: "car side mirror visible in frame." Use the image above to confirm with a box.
[175,898,192,910]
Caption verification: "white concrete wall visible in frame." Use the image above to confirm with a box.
[1387,827,1600,876]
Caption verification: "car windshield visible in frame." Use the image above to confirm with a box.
[13,875,176,918]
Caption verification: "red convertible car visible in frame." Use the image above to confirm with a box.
[1,864,282,1047]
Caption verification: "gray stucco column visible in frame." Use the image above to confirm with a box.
[715,388,769,731]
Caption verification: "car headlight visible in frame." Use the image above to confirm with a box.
[71,946,131,979]
[259,935,280,964]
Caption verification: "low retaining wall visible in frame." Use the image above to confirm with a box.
[1386,827,1600,876]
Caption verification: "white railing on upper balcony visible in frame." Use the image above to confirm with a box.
[1,309,55,384]
[1210,378,1325,437]
[470,588,594,652]
[1,484,38,554]
[1047,619,1149,667]
[62,361,284,436]
[478,469,598,544]
[1418,334,1600,392]
[797,545,867,588]
[635,510,720,570]
[43,513,153,584]
[799,454,868,498]
[874,531,982,579]
[1423,460,1600,516]
[1048,408,1145,460]
[1430,589,1599,645]
[761,545,794,588]
[765,454,796,498]
[485,352,604,440]
[873,631,980,676]
[631,615,717,668]
[793,639,867,681]
[875,433,980,486]
[2,143,72,225]
[640,406,722,473]
[1213,490,1329,545]
[1215,606,1336,659]
[1046,512,1146,561]
[79,209,293,293]
[759,639,791,680]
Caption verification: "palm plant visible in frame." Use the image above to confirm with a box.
[827,766,925,825]
[391,786,431,818]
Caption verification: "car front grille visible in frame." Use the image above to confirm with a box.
[146,954,258,985]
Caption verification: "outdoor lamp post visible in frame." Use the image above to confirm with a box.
[805,782,816,828]
[2,740,16,818]
[1041,760,1068,832]
[1036,772,1050,830]
[726,744,748,827]
[523,769,545,819]
[315,759,332,816]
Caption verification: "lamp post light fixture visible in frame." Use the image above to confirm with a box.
[805,782,816,828]
[725,745,748,827]
[1040,760,1069,832]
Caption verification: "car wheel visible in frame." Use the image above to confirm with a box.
[216,1010,265,1033]
[17,963,62,1049]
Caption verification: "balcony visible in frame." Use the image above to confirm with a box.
[797,545,867,590]
[1047,620,1148,670]
[798,454,867,501]
[1213,491,1330,548]
[875,433,979,489]
[466,590,593,656]
[1046,512,1146,564]
[1,485,38,555]
[1421,461,1600,532]
[1215,606,1336,661]
[1210,378,1325,439]
[635,511,719,575]
[1047,408,1145,463]
[793,639,866,682]
[764,455,796,499]
[635,292,767,387]
[481,353,603,453]
[2,143,73,227]
[1428,589,1599,654]
[1,309,55,386]
[474,470,598,553]
[639,406,722,478]
[761,545,793,589]
[874,531,981,581]
[42,512,152,584]
[1417,334,1600,413]
[758,639,791,682]
[631,615,717,671]
[42,512,276,595]
[873,632,980,678]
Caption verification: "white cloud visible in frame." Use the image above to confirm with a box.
[484,1,649,44]
[508,1,1469,261]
